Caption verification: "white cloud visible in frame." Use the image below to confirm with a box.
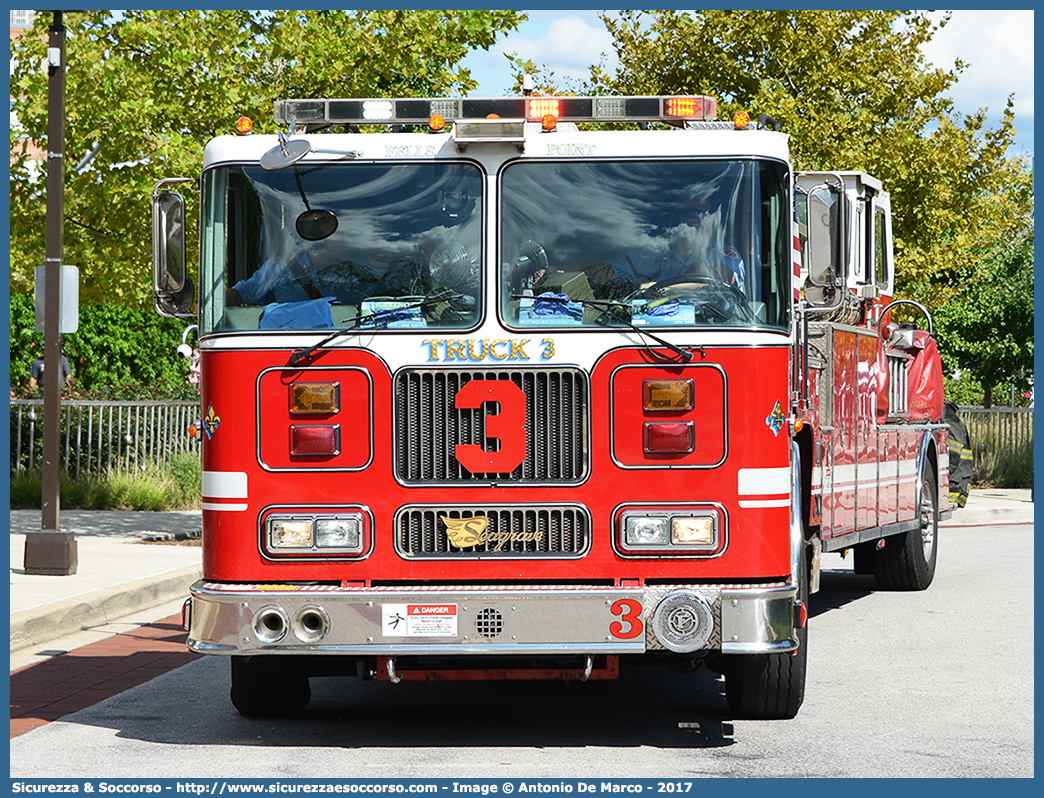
[921,10,1034,118]
[500,14,616,77]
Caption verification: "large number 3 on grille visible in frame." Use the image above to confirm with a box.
[453,380,528,474]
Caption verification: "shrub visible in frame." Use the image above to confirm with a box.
[9,294,197,399]
[10,456,202,511]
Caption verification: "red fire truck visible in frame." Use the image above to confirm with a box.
[152,93,951,720]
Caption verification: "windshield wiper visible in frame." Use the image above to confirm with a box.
[511,293,695,363]
[289,291,463,365]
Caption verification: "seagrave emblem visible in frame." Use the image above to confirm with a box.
[441,516,490,548]
[440,515,544,552]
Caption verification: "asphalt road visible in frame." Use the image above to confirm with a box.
[10,522,1034,779]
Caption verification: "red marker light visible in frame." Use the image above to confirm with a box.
[665,97,699,117]
[541,113,558,132]
[643,422,695,454]
[290,425,341,457]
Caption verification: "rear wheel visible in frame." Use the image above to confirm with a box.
[724,551,808,719]
[230,656,311,718]
[873,468,938,591]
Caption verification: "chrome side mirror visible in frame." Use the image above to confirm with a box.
[152,178,196,318]
[803,184,845,308]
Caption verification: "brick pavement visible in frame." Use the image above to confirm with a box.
[10,614,200,739]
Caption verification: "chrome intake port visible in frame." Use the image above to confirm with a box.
[293,605,330,643]
[652,590,714,653]
[252,605,290,643]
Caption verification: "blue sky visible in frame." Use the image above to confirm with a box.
[459,9,1034,159]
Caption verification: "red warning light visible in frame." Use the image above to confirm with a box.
[665,97,699,118]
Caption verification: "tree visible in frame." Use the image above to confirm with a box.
[584,10,1026,301]
[9,10,524,307]
[932,167,1034,408]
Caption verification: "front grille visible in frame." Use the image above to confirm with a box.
[395,368,588,484]
[395,505,591,558]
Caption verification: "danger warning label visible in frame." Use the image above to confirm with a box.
[382,603,458,637]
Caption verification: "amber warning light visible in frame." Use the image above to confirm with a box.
[290,382,340,415]
[643,379,695,411]
[527,98,560,119]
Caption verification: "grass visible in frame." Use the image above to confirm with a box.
[974,439,1034,489]
[9,452,202,511]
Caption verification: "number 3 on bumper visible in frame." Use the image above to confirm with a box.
[610,598,644,639]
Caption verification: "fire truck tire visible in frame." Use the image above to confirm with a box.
[873,469,938,591]
[723,551,808,719]
[230,656,311,718]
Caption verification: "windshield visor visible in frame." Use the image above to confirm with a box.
[201,161,483,333]
[500,159,790,331]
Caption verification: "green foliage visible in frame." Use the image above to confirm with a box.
[10,452,202,510]
[10,10,524,308]
[943,371,985,407]
[584,10,1026,298]
[9,293,198,398]
[931,169,1034,407]
[163,451,204,508]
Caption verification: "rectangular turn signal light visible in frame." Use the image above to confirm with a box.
[643,379,694,411]
[290,382,340,415]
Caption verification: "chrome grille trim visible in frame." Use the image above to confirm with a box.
[395,504,591,559]
[394,368,589,484]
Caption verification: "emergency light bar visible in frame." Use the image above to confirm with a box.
[274,95,718,127]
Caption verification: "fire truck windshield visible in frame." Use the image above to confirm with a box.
[500,158,791,331]
[199,161,483,334]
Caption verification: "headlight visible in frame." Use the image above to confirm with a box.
[270,518,314,549]
[265,512,367,557]
[315,517,361,549]
[625,516,670,546]
[618,509,721,554]
[672,516,715,545]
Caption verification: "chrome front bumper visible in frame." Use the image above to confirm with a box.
[184,580,799,656]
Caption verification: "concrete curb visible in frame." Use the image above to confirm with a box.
[942,507,1035,527]
[10,565,201,653]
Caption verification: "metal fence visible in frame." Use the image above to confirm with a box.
[956,406,1034,476]
[7,399,1032,480]
[11,399,201,477]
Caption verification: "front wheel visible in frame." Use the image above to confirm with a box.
[230,656,311,718]
[723,551,808,719]
[873,468,938,591]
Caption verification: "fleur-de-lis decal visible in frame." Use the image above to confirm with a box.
[203,403,221,440]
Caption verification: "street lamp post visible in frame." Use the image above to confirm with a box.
[24,10,77,575]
